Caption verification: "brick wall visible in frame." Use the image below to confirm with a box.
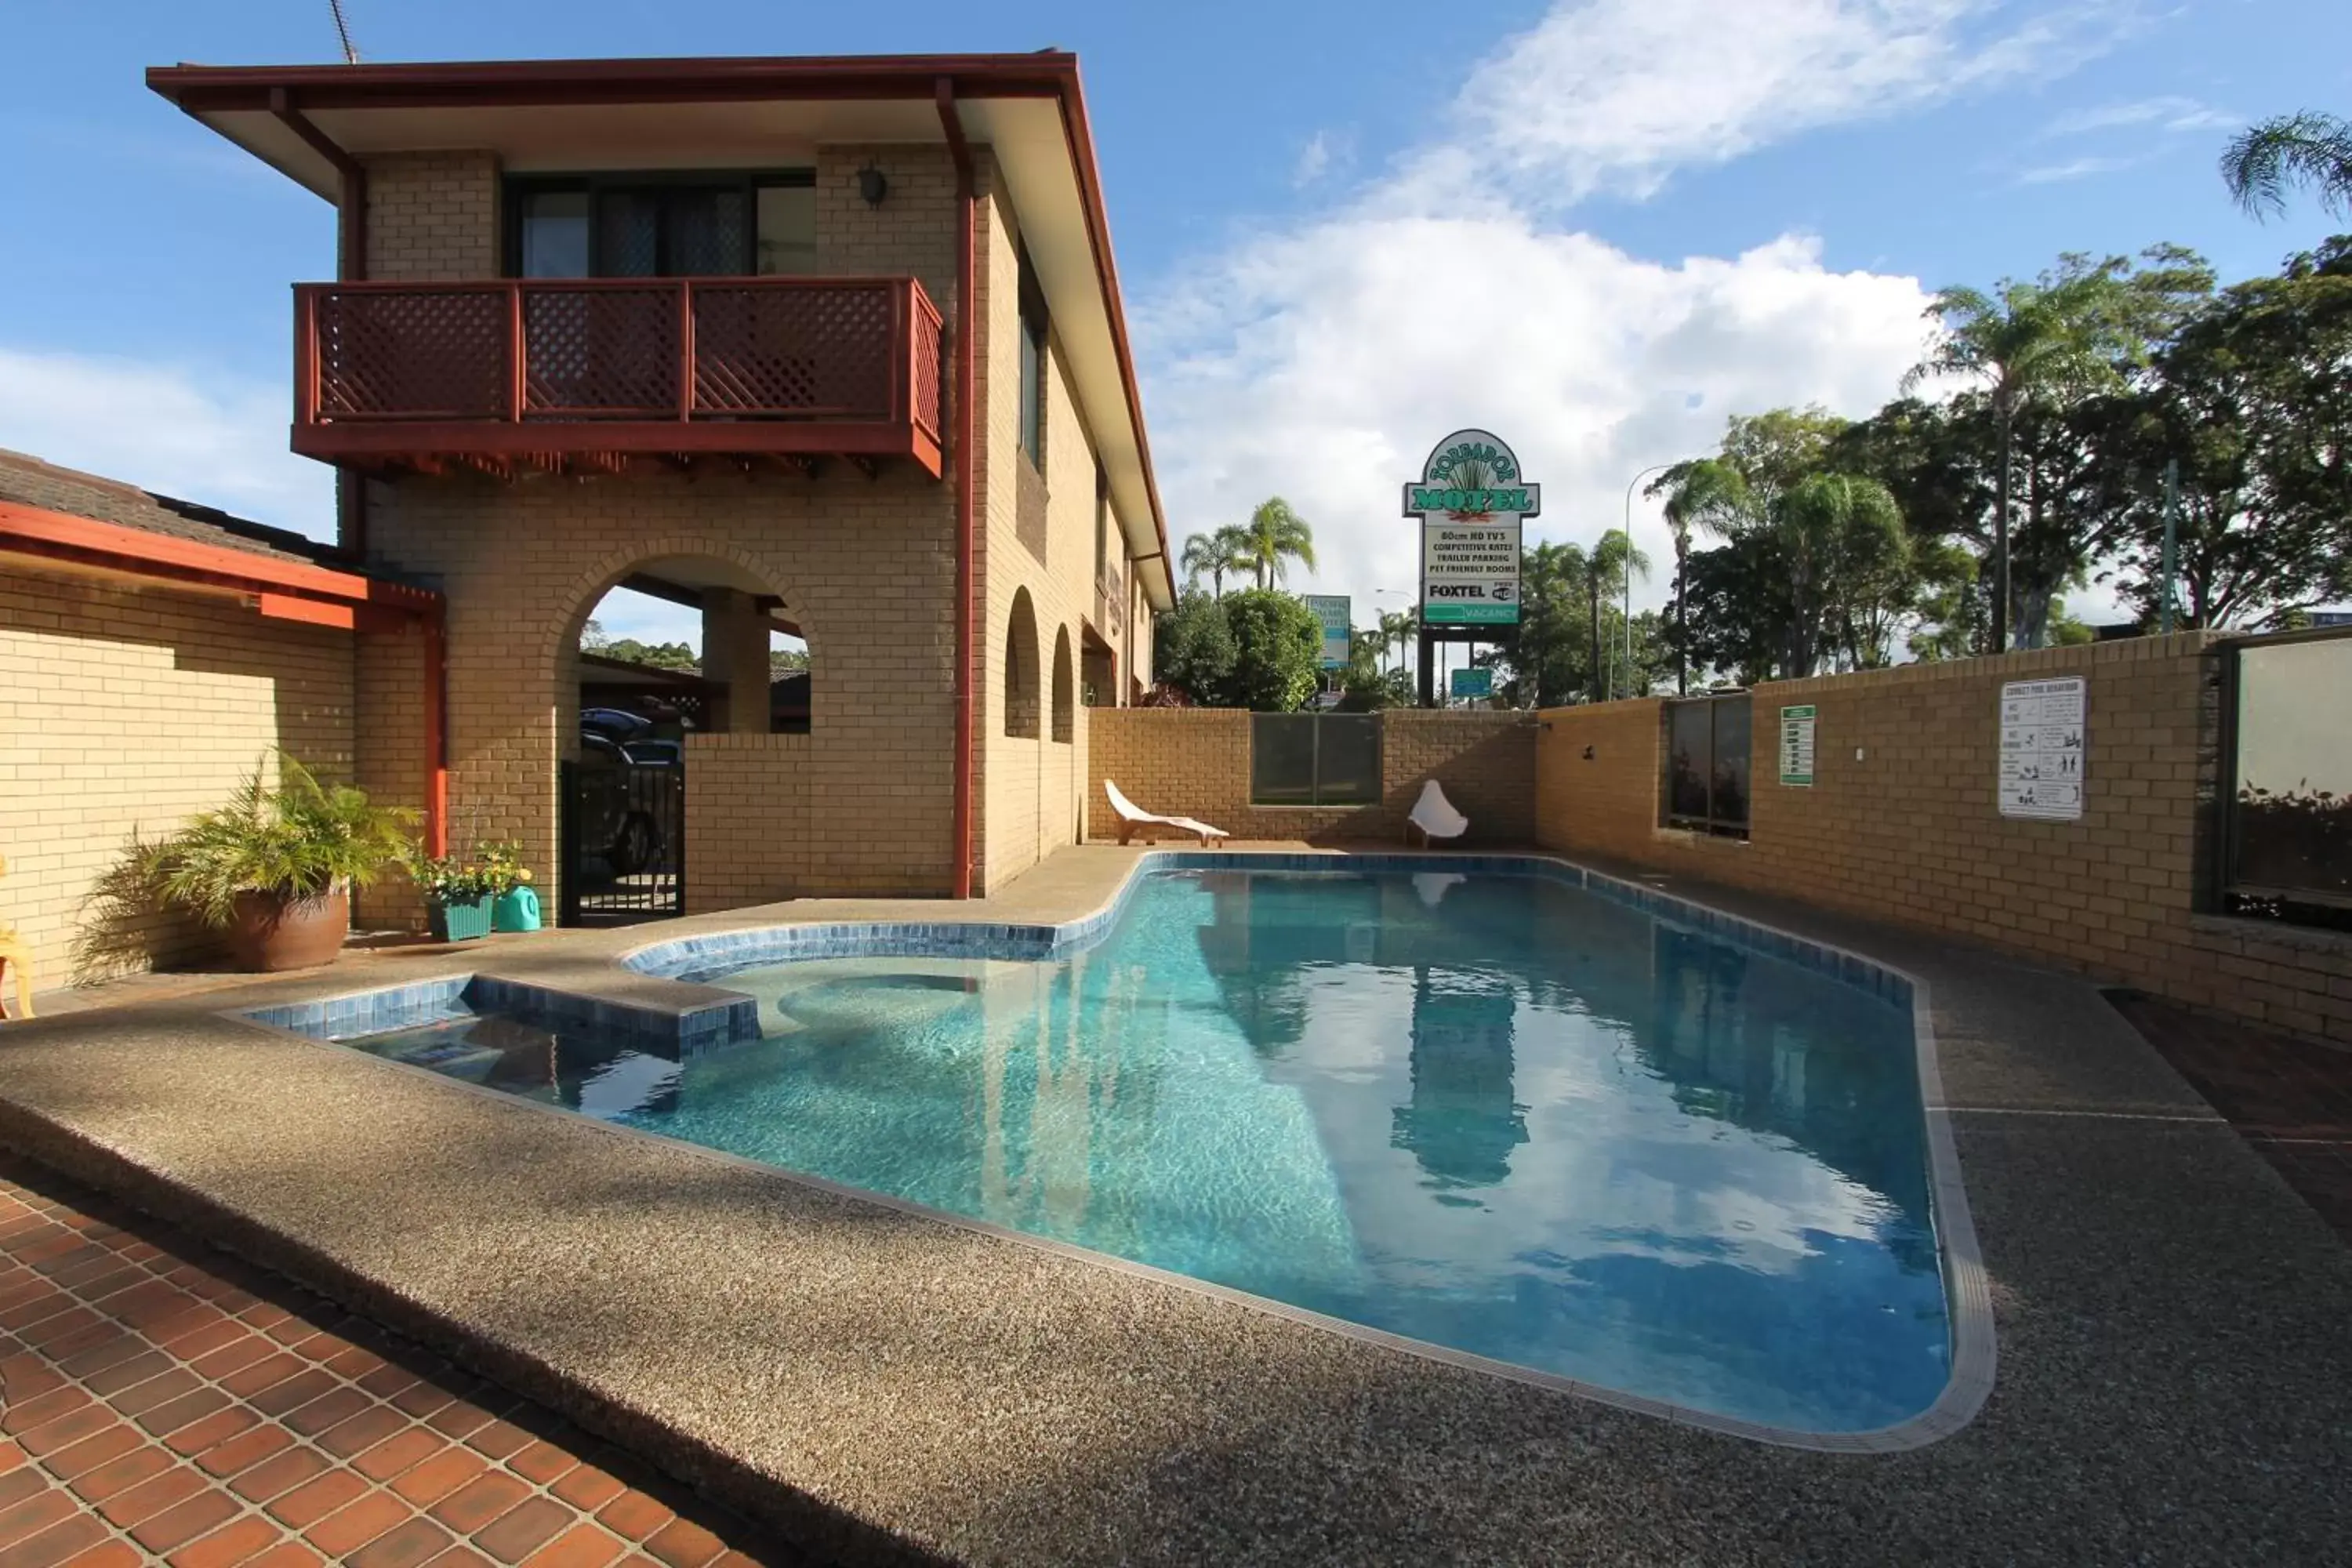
[1086,709,1537,844]
[681,732,814,913]
[354,470,960,913]
[1532,636,2352,1044]
[975,162,1094,891]
[361,153,500,281]
[0,567,356,986]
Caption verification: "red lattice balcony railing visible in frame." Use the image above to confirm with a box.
[293,277,946,477]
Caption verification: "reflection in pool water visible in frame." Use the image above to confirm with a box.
[350,869,1948,1432]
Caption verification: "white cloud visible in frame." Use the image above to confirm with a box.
[0,348,333,539]
[1408,0,2137,208]
[1136,0,2131,621]
[1294,130,1336,188]
[2039,94,2237,138]
[1145,226,1931,617]
[2013,153,2137,184]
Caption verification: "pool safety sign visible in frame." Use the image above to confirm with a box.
[1778,704,1817,787]
[1304,594,1352,670]
[1404,430,1538,626]
[1998,677,2086,820]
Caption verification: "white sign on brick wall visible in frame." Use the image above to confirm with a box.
[1998,677,2086,820]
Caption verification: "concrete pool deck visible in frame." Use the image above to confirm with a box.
[0,844,2347,1564]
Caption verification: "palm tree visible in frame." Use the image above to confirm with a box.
[1778,474,1906,677]
[1903,260,2152,653]
[1236,498,1316,589]
[1587,529,1650,702]
[1375,608,1412,673]
[1646,459,1756,693]
[2223,111,2352,219]
[1179,528,1251,599]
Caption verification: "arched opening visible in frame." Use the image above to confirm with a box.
[1051,627,1075,744]
[564,554,810,923]
[1004,589,1040,739]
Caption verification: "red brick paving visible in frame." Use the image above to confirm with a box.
[2111,990,2352,1244]
[0,1155,802,1565]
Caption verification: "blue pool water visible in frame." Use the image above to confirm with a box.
[349,869,1949,1432]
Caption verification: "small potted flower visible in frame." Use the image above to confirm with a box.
[408,849,499,942]
[481,840,542,933]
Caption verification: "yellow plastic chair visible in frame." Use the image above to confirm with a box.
[0,852,32,1021]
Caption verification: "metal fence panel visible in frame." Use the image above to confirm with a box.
[1315,715,1382,805]
[1250,715,1319,804]
[1250,713,1386,807]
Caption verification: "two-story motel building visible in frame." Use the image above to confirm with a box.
[145,53,1174,920]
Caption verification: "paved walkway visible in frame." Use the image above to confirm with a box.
[0,1155,798,1568]
[2111,989,2352,1245]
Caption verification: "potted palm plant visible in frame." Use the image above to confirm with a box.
[148,756,416,972]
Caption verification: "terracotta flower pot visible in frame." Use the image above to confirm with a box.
[227,888,350,972]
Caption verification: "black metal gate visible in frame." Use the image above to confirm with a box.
[558,754,684,925]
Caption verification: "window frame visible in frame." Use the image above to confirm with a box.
[1016,242,1050,466]
[1250,713,1383,808]
[503,169,817,279]
[1661,693,1752,839]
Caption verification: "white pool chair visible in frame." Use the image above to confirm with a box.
[1407,780,1470,847]
[1104,780,1230,847]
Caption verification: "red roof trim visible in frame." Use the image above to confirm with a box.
[145,54,1073,112]
[0,500,438,616]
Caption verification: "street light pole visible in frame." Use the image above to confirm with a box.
[1622,463,1671,701]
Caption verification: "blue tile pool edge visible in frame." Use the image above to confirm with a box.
[233,973,759,1058]
[229,849,1994,1454]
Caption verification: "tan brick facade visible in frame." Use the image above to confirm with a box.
[338,138,1153,913]
[1085,709,1537,844]
[680,731,815,913]
[1530,636,2352,1045]
[360,153,502,281]
[0,566,356,985]
[973,163,1126,891]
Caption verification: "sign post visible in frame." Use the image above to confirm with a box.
[1403,430,1537,706]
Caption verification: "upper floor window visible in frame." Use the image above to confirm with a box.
[1094,464,1111,586]
[508,171,816,279]
[1017,244,1049,466]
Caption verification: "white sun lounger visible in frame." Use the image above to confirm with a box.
[1407,779,1470,846]
[1104,780,1230,846]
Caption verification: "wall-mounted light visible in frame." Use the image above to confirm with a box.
[858,165,890,207]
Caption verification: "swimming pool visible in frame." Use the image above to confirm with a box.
[336,862,1963,1436]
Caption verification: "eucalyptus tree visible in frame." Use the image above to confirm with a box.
[1779,474,1909,673]
[1507,541,1591,709]
[2103,238,2352,627]
[1904,249,2211,651]
[1236,498,1317,589]
[2223,111,2352,219]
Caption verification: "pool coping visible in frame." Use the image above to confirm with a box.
[230,848,1994,1456]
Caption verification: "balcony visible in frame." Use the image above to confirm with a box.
[292,277,946,479]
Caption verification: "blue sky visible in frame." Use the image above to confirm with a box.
[2,0,2346,641]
